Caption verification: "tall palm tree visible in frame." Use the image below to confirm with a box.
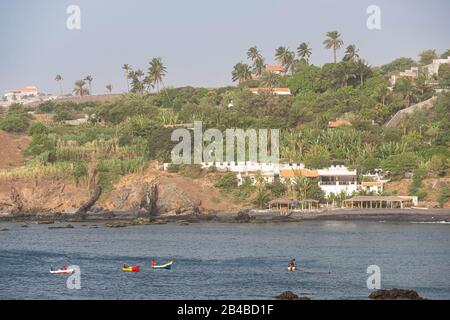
[73,80,88,97]
[84,75,93,95]
[294,175,312,202]
[284,51,295,74]
[323,30,344,63]
[253,56,266,77]
[247,46,265,77]
[129,69,145,94]
[247,46,262,61]
[147,57,167,93]
[148,57,171,104]
[106,84,113,94]
[55,74,64,96]
[122,64,131,92]
[343,44,359,62]
[297,42,312,65]
[231,63,252,84]
[275,46,295,73]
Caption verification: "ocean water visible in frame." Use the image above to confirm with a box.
[0,221,449,300]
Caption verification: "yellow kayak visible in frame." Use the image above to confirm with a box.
[121,266,140,272]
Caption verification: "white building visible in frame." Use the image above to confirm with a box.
[390,57,450,86]
[316,166,359,196]
[360,170,389,194]
[163,162,387,197]
[4,86,38,102]
[422,56,450,75]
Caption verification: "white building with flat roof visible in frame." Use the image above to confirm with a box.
[317,165,359,196]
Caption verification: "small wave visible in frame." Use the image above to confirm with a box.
[410,221,450,224]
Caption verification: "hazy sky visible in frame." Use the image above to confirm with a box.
[1,0,449,95]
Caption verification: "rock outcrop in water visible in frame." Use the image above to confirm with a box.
[235,210,251,222]
[274,291,311,300]
[368,289,424,300]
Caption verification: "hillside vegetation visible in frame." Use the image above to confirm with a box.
[1,42,450,209]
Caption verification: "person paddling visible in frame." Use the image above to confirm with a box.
[288,258,297,269]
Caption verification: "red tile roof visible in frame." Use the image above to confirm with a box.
[10,86,37,93]
[328,119,351,127]
[249,88,291,95]
[265,65,285,72]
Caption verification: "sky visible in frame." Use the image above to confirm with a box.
[0,0,449,95]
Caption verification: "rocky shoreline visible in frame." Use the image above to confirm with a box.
[1,208,450,224]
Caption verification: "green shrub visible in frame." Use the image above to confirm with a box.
[268,179,287,197]
[167,164,180,173]
[214,172,238,190]
[437,184,450,207]
[28,122,49,136]
[24,134,55,156]
[0,114,30,133]
[178,164,203,179]
[381,152,420,178]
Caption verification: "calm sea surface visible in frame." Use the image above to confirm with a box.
[0,221,449,299]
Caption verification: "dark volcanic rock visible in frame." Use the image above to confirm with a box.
[235,210,251,222]
[369,289,424,300]
[37,221,54,225]
[274,291,310,300]
[0,228,9,232]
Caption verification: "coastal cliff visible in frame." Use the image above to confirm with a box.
[0,165,240,218]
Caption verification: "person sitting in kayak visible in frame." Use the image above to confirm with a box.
[50,265,54,271]
[151,260,156,267]
[288,259,297,268]
[123,264,129,269]
[62,266,67,270]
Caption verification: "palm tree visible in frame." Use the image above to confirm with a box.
[343,44,359,62]
[275,46,295,73]
[84,75,93,95]
[148,57,171,104]
[247,47,265,77]
[73,80,88,97]
[253,56,266,77]
[334,62,356,87]
[231,63,252,84]
[147,57,167,93]
[129,69,145,94]
[247,46,262,61]
[260,71,278,88]
[394,77,414,106]
[284,51,295,74]
[122,64,131,92]
[55,74,64,96]
[106,84,113,94]
[294,175,311,202]
[355,59,371,86]
[297,42,312,65]
[323,30,344,63]
[253,171,269,209]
